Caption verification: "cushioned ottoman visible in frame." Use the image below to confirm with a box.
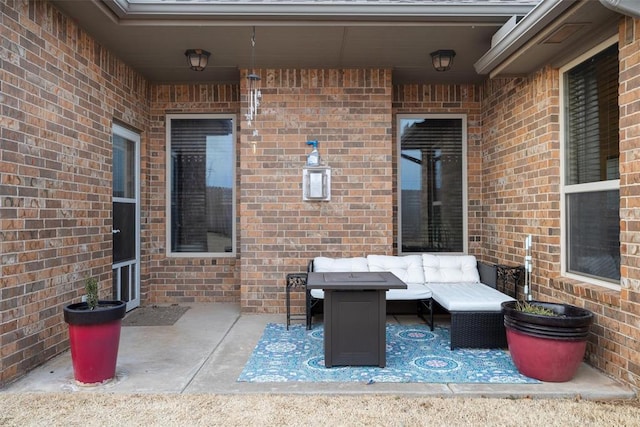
[426,282,515,349]
[421,254,515,349]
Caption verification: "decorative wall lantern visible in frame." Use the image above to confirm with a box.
[430,49,456,72]
[185,49,210,71]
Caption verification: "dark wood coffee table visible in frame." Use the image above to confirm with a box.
[306,271,407,367]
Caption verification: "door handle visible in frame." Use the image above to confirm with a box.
[112,229,121,234]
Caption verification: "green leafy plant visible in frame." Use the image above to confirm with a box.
[516,301,559,317]
[85,277,99,310]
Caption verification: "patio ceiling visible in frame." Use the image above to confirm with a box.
[49,0,534,85]
[49,0,621,85]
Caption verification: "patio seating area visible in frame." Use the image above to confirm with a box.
[2,303,634,399]
[305,255,517,350]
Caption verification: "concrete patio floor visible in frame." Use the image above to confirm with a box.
[2,303,636,399]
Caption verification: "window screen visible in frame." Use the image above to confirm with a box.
[566,190,620,281]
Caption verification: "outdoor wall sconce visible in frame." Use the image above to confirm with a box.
[302,140,330,201]
[430,49,456,72]
[303,166,331,201]
[185,49,211,71]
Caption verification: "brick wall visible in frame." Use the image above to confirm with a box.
[145,84,241,304]
[481,70,560,279]
[481,18,640,389]
[3,0,639,392]
[240,79,483,315]
[616,16,640,388]
[0,2,148,385]
[239,69,393,314]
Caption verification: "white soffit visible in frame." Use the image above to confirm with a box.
[474,0,620,77]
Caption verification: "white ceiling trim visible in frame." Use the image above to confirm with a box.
[100,0,538,22]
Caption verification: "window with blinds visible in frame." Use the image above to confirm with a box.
[565,43,619,185]
[167,116,235,255]
[398,116,465,253]
[563,42,620,283]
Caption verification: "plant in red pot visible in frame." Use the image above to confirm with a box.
[501,300,594,382]
[63,277,126,385]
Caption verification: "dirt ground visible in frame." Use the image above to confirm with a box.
[2,393,639,426]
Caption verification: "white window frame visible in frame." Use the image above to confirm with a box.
[397,114,468,255]
[166,114,236,258]
[559,36,620,290]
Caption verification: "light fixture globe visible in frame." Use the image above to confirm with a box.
[185,49,211,71]
[430,49,456,72]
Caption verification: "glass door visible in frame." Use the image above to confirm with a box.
[112,124,140,311]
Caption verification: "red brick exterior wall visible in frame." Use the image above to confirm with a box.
[0,2,148,384]
[239,69,394,313]
[481,17,640,388]
[616,16,640,388]
[2,1,639,391]
[146,85,241,304]
[481,70,560,280]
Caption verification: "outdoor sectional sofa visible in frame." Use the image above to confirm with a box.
[306,254,515,349]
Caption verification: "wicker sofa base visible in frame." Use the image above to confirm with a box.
[449,311,507,350]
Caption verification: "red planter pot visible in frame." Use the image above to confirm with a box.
[501,300,593,382]
[64,301,126,384]
[505,328,588,382]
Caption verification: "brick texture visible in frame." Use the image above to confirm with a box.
[1,1,148,385]
[239,69,393,314]
[481,17,640,388]
[481,69,560,278]
[2,0,639,392]
[617,16,640,387]
[146,84,241,304]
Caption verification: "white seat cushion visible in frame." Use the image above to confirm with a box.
[422,254,480,283]
[366,254,425,285]
[386,283,432,300]
[310,288,325,299]
[311,282,431,300]
[427,282,514,311]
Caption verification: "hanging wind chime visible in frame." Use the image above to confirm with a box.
[246,26,261,154]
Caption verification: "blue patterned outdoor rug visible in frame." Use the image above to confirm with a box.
[238,323,539,383]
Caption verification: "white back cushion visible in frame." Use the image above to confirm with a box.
[313,257,369,272]
[422,254,480,283]
[367,255,425,285]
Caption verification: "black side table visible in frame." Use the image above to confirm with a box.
[285,273,307,330]
[496,264,524,300]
